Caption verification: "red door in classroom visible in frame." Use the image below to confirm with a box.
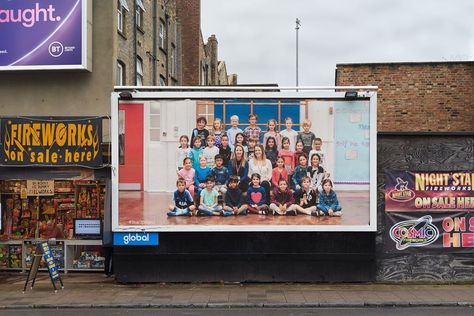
[119,103,144,190]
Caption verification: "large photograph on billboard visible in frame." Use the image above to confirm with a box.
[112,91,377,232]
[0,0,90,71]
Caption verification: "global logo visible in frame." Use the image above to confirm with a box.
[123,233,150,245]
[387,177,415,202]
[48,41,63,57]
[389,215,439,250]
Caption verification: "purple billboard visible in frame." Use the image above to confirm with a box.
[0,0,90,71]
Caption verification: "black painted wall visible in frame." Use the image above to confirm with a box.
[115,232,375,283]
[376,134,474,282]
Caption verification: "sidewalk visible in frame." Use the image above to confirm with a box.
[1,272,474,309]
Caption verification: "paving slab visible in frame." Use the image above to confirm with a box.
[2,272,474,309]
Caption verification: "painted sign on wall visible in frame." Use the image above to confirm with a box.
[0,0,90,70]
[384,171,474,253]
[0,117,102,167]
[385,171,474,212]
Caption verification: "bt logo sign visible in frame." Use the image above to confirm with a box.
[48,41,63,57]
[114,232,159,246]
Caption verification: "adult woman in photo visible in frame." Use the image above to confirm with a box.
[228,144,250,192]
[248,144,272,202]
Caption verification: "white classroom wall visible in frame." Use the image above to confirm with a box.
[144,100,196,192]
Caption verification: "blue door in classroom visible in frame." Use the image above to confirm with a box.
[213,99,301,130]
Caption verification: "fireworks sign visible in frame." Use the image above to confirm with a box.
[384,171,474,253]
[1,117,102,167]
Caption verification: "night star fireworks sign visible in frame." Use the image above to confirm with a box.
[384,171,474,253]
[1,117,102,167]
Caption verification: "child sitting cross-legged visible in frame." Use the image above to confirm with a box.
[270,178,297,216]
[316,179,342,217]
[246,173,269,215]
[197,176,224,216]
[223,175,248,215]
[167,178,195,216]
[294,176,318,216]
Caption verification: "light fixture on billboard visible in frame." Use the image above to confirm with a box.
[119,91,133,100]
[344,91,358,99]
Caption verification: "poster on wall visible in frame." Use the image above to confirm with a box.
[0,0,90,71]
[0,117,102,167]
[385,212,474,252]
[384,171,474,253]
[385,171,474,212]
[113,90,377,232]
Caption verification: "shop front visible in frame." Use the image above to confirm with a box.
[0,117,110,273]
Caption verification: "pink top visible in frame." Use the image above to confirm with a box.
[272,167,289,188]
[279,149,295,174]
[178,168,195,188]
[263,131,282,151]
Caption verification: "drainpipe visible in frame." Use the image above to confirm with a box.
[133,0,137,85]
[165,13,169,85]
[152,0,157,85]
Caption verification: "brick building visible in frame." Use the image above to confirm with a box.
[177,0,236,85]
[336,61,474,282]
[117,0,180,86]
[335,61,474,132]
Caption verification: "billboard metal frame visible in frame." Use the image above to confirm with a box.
[111,86,378,232]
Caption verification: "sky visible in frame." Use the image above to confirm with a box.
[201,0,474,86]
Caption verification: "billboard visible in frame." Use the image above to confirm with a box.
[111,88,377,232]
[0,117,102,167]
[384,171,474,252]
[0,0,91,71]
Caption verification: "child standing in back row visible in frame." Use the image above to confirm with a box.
[190,116,209,148]
[263,119,281,151]
[297,119,316,155]
[279,117,298,151]
[244,114,262,143]
[211,118,225,147]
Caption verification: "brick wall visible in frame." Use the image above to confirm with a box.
[176,0,200,85]
[335,62,474,132]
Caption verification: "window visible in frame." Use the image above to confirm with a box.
[136,0,145,29]
[159,20,166,49]
[150,104,161,141]
[136,57,143,86]
[116,61,125,86]
[117,0,129,33]
[119,110,126,164]
[170,45,176,78]
[159,75,166,86]
[196,101,215,127]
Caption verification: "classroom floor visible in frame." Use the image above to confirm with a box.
[118,190,370,227]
